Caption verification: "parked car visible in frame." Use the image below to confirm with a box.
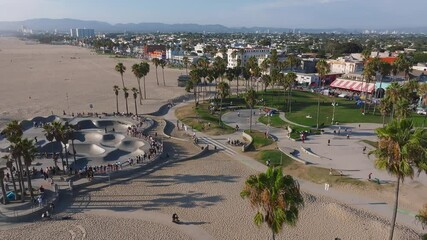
[416,108,427,115]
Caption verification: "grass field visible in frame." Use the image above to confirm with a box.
[175,103,235,135]
[244,130,274,149]
[256,150,294,167]
[256,89,427,128]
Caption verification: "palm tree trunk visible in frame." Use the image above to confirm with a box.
[137,79,143,105]
[237,78,239,97]
[71,139,77,165]
[143,77,147,99]
[249,107,253,132]
[193,88,197,107]
[0,177,7,204]
[121,75,125,89]
[25,165,34,199]
[156,68,159,85]
[219,97,223,127]
[125,98,129,114]
[17,157,25,202]
[9,168,17,200]
[14,159,22,200]
[389,175,401,240]
[316,94,321,129]
[272,229,276,240]
[64,145,69,174]
[288,88,292,113]
[115,95,119,113]
[134,98,138,116]
[162,69,166,86]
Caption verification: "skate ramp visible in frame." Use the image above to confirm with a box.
[73,119,98,130]
[116,140,145,152]
[73,143,105,156]
[101,133,125,146]
[38,141,63,153]
[95,119,132,132]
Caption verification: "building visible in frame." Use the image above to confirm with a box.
[144,45,166,58]
[70,28,95,38]
[227,48,271,68]
[295,73,319,86]
[149,50,166,60]
[327,57,364,74]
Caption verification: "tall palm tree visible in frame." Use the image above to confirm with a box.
[2,121,25,201]
[115,62,126,89]
[240,167,304,240]
[20,138,37,199]
[286,54,301,71]
[122,87,129,114]
[225,68,235,93]
[152,58,160,85]
[315,59,330,129]
[131,63,144,105]
[0,167,7,204]
[160,59,167,86]
[245,88,257,132]
[43,121,68,172]
[393,53,412,81]
[2,155,18,200]
[370,119,427,240]
[183,56,190,75]
[217,82,230,126]
[141,62,150,99]
[235,59,242,96]
[187,69,201,106]
[131,87,139,115]
[285,72,297,113]
[113,85,120,114]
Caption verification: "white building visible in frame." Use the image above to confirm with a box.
[295,73,319,85]
[327,57,363,74]
[193,43,206,56]
[227,48,271,68]
[70,28,95,38]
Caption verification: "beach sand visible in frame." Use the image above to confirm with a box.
[0,37,188,127]
[0,151,419,239]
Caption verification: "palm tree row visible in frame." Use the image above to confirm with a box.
[112,85,139,116]
[1,121,38,203]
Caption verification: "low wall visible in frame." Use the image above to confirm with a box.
[278,147,310,165]
[161,119,188,142]
[241,131,254,152]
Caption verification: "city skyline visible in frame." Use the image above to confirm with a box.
[0,0,426,29]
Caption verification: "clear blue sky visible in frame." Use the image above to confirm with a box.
[0,0,425,29]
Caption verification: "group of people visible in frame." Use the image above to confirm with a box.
[227,138,242,146]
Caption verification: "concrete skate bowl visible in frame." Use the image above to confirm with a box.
[130,149,146,157]
[100,133,126,147]
[38,141,63,153]
[94,119,132,132]
[116,140,145,152]
[73,119,98,130]
[73,143,105,156]
[20,115,63,131]
[102,149,131,161]
[74,131,103,143]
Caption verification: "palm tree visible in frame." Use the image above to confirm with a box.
[240,167,304,240]
[217,82,230,126]
[115,62,126,89]
[141,62,150,99]
[285,72,297,113]
[393,53,412,81]
[286,54,301,71]
[235,59,242,96]
[131,63,144,105]
[370,119,427,240]
[152,58,160,85]
[43,121,68,172]
[315,59,330,129]
[2,155,18,200]
[2,121,25,201]
[187,69,201,106]
[20,138,37,199]
[160,59,167,86]
[0,167,7,204]
[122,87,129,114]
[183,56,190,75]
[113,85,120,114]
[245,88,257,132]
[131,87,139,115]
[225,68,235,94]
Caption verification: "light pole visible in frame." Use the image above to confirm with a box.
[316,93,320,129]
[331,101,337,125]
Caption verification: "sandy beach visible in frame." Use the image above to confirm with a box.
[0,37,424,239]
[0,151,419,240]
[0,37,188,127]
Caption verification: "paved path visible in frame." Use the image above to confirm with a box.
[164,103,426,233]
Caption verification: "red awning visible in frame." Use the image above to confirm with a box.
[330,79,375,93]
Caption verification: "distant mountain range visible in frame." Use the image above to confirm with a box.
[0,18,426,34]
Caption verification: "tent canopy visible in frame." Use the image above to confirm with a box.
[330,79,375,93]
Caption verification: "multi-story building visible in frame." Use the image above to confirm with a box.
[295,73,320,86]
[70,28,95,38]
[144,45,166,58]
[327,57,364,74]
[227,48,271,68]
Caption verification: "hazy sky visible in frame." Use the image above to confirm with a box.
[0,0,425,29]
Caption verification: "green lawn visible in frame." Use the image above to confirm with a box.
[257,90,427,128]
[256,150,294,167]
[258,114,287,128]
[175,103,235,135]
[244,130,274,149]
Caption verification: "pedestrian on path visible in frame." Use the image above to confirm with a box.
[363,146,367,154]
[368,172,372,180]
[328,139,330,146]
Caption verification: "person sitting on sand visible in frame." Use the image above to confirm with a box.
[172,213,179,222]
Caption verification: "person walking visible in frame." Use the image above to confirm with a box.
[327,139,330,146]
